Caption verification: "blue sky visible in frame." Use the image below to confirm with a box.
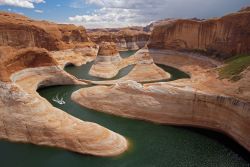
[0,0,249,28]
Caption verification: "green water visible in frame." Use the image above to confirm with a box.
[65,51,137,81]
[0,51,249,167]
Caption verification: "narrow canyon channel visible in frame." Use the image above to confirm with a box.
[0,51,249,167]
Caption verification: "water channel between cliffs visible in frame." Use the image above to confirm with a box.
[0,51,249,167]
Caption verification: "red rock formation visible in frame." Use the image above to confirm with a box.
[0,12,90,51]
[0,46,57,81]
[148,9,250,59]
[98,42,119,56]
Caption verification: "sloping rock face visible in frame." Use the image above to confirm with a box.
[0,47,128,156]
[0,12,90,50]
[0,46,57,82]
[88,28,150,51]
[148,9,250,59]
[72,80,250,152]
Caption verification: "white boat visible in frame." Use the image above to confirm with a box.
[52,94,66,105]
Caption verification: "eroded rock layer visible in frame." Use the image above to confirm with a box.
[148,9,250,59]
[88,28,150,51]
[89,42,122,78]
[72,80,250,152]
[0,12,90,50]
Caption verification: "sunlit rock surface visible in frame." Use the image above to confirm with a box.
[148,9,250,59]
[0,12,91,50]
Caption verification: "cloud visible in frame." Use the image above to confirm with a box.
[0,0,45,8]
[69,0,250,28]
[34,9,43,13]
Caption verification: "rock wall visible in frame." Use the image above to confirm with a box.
[0,12,90,51]
[148,9,250,59]
[88,29,150,51]
[0,46,57,82]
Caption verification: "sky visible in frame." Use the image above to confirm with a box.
[0,0,249,28]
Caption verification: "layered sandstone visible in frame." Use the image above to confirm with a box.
[87,48,171,85]
[89,44,170,80]
[72,80,250,152]
[88,28,150,51]
[51,45,98,68]
[0,46,57,82]
[148,9,250,59]
[89,42,122,78]
[0,12,91,50]
[0,47,128,156]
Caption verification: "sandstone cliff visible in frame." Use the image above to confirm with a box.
[0,12,90,51]
[88,28,150,51]
[148,9,250,59]
[0,46,57,82]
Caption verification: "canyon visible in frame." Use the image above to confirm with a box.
[0,6,249,167]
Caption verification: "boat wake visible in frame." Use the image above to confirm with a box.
[52,94,66,105]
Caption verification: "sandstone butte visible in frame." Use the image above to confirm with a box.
[0,12,128,156]
[71,8,250,152]
[89,42,170,80]
[88,28,150,51]
[148,8,250,60]
[89,42,123,78]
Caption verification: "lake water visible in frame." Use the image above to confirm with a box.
[0,51,249,167]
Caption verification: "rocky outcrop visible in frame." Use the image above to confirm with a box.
[0,46,57,82]
[88,28,150,51]
[89,42,122,78]
[89,44,170,80]
[0,46,128,156]
[87,48,171,85]
[51,45,98,68]
[148,9,250,59]
[72,80,250,152]
[0,12,90,51]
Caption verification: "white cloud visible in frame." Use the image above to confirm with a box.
[69,0,250,28]
[0,0,45,9]
[69,7,142,28]
[34,9,43,13]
